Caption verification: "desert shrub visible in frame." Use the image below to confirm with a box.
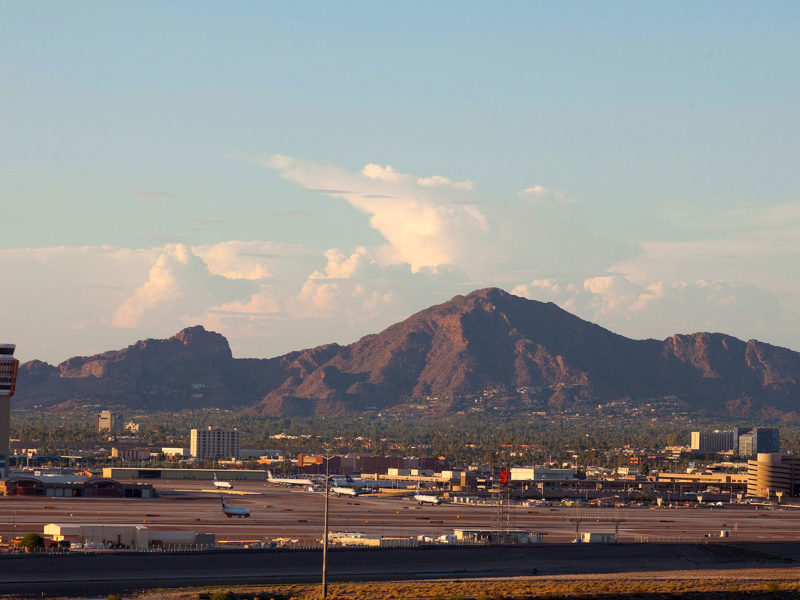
[210,591,236,600]
[766,581,780,593]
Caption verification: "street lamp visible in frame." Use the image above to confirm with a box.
[322,454,333,599]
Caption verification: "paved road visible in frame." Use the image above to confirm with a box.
[3,542,800,598]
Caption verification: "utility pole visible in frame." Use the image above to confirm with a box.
[567,515,585,542]
[322,455,331,599]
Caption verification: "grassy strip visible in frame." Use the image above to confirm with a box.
[127,575,800,600]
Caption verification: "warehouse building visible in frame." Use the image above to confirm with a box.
[44,523,214,549]
[510,467,574,481]
[0,474,154,497]
[102,467,266,481]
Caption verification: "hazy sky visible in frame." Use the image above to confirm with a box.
[2,2,799,363]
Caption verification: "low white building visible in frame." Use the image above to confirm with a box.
[510,467,574,481]
[161,447,189,457]
[329,532,417,548]
[43,523,213,549]
[453,528,543,544]
[580,532,616,544]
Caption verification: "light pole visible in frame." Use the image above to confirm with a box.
[322,455,331,599]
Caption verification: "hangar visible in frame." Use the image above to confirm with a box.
[0,474,154,497]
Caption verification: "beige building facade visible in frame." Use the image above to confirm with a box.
[190,427,241,460]
[747,453,800,499]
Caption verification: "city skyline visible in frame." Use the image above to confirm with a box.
[2,2,799,363]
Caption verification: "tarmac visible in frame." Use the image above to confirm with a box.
[1,480,799,544]
[3,480,800,597]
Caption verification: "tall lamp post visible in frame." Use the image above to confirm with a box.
[322,454,332,599]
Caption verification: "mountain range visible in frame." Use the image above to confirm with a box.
[14,288,800,418]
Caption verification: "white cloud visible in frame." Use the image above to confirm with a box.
[617,203,800,295]
[263,155,490,273]
[112,243,254,330]
[519,185,572,204]
[193,241,274,280]
[4,157,800,366]
[310,246,375,280]
[417,175,475,190]
[513,273,793,345]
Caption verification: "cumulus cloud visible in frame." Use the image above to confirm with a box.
[309,246,375,280]
[263,155,490,273]
[112,243,254,329]
[513,273,791,345]
[518,185,572,204]
[417,175,475,190]
[5,156,800,365]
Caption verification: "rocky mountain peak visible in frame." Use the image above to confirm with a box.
[12,289,800,417]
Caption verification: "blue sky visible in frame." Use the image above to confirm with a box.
[2,2,799,362]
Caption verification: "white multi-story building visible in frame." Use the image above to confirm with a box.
[190,427,241,460]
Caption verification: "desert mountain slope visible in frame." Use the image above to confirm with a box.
[14,288,800,417]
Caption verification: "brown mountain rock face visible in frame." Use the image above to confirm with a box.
[13,288,800,416]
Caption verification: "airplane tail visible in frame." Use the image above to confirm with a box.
[267,470,273,480]
[213,472,218,481]
[220,496,226,508]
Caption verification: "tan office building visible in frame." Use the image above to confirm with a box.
[190,427,240,460]
[747,453,800,499]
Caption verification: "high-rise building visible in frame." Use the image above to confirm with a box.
[0,344,20,479]
[738,427,780,457]
[97,410,121,433]
[690,427,779,457]
[190,427,241,460]
[690,430,736,454]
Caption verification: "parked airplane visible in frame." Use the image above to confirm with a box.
[331,485,360,497]
[413,492,443,505]
[213,473,233,490]
[220,496,250,518]
[266,470,314,486]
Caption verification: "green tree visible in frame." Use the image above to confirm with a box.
[19,532,44,551]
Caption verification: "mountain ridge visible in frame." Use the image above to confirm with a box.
[13,288,800,418]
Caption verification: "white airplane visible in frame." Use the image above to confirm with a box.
[413,492,443,506]
[213,473,233,489]
[266,470,314,486]
[220,496,250,518]
[331,485,359,497]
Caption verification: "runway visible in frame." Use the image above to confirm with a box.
[1,479,798,544]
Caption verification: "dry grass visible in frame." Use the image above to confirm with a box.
[118,570,800,600]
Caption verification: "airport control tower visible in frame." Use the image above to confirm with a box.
[0,344,19,479]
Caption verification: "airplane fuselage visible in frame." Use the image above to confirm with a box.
[213,473,233,489]
[220,497,250,518]
[413,494,442,505]
[266,470,313,486]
